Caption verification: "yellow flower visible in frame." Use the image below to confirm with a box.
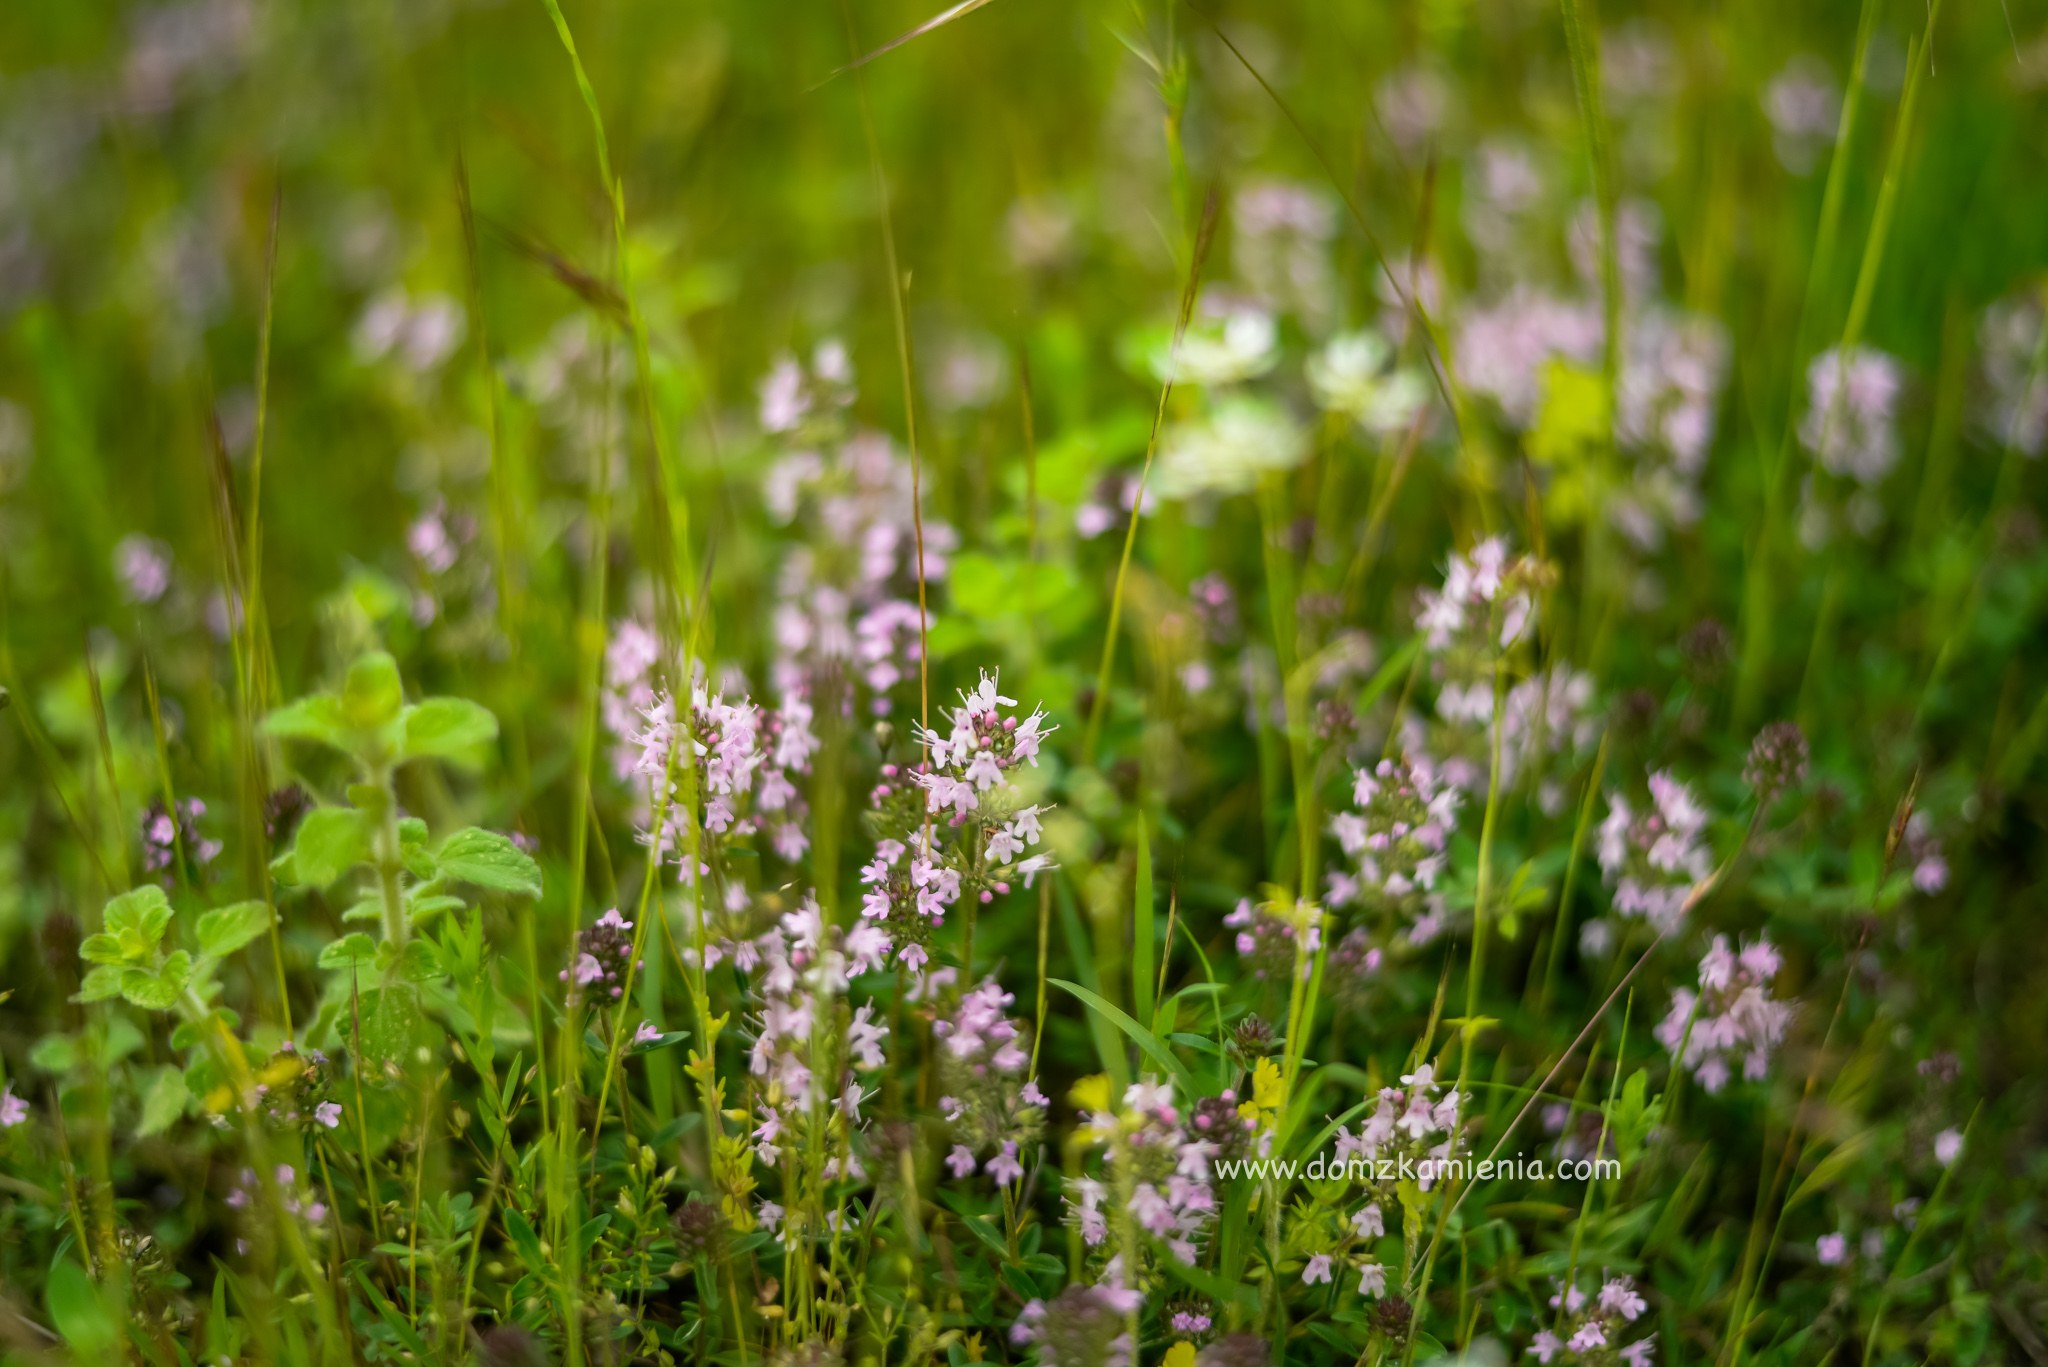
[1238,1057,1286,1131]
[1162,1343,1198,1367]
[1069,1073,1115,1114]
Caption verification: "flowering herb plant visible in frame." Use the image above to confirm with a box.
[0,1,2039,1365]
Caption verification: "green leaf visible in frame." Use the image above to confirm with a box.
[261,692,353,751]
[103,885,173,956]
[436,828,542,898]
[1047,978,1196,1098]
[1351,635,1423,719]
[343,652,405,730]
[291,807,371,888]
[1602,1069,1665,1165]
[170,1014,217,1050]
[503,1209,547,1273]
[399,697,499,764]
[349,1267,431,1358]
[120,964,184,1011]
[362,986,435,1067]
[397,939,441,983]
[195,901,273,959]
[74,965,125,1003]
[45,1259,117,1355]
[135,1064,189,1138]
[78,933,126,965]
[405,893,465,926]
[1787,1131,1876,1211]
[317,933,379,970]
[29,1036,79,1072]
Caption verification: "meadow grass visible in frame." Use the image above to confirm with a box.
[0,0,2045,1365]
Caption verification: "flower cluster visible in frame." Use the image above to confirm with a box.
[1979,288,2047,456]
[1410,660,1599,802]
[912,672,1054,818]
[1456,288,1603,428]
[1224,896,1323,983]
[351,287,465,373]
[404,499,493,631]
[1068,1076,1218,1270]
[1798,346,1904,543]
[630,675,818,873]
[1453,198,1732,556]
[602,619,663,781]
[251,1043,340,1134]
[1501,669,1601,805]
[762,423,957,717]
[1329,1062,1467,1194]
[1296,1199,1394,1300]
[225,1164,328,1254]
[933,978,1046,1181]
[1800,346,1903,483]
[758,340,855,438]
[1010,1284,1141,1367]
[1234,180,1337,326]
[1597,771,1712,933]
[117,534,174,604]
[747,898,891,1191]
[1529,1276,1654,1365]
[1612,311,1730,552]
[1901,812,1948,895]
[1415,537,1541,658]
[1323,929,1388,1012]
[860,671,1055,969]
[1743,721,1810,803]
[560,908,638,1005]
[1655,935,1793,1093]
[140,796,221,882]
[1764,57,1839,173]
[1326,755,1461,920]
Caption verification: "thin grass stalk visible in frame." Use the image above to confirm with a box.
[1082,189,1218,764]
[1859,1104,1980,1366]
[1,611,116,892]
[84,650,130,890]
[1538,730,1611,1013]
[1734,0,1884,725]
[455,151,535,807]
[207,261,293,1037]
[1460,658,1510,1088]
[1190,5,1474,468]
[1554,993,1632,1338]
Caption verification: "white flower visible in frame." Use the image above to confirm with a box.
[1307,330,1431,434]
[1154,397,1309,500]
[1150,302,1278,386]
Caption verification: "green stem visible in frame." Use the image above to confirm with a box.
[372,766,407,951]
